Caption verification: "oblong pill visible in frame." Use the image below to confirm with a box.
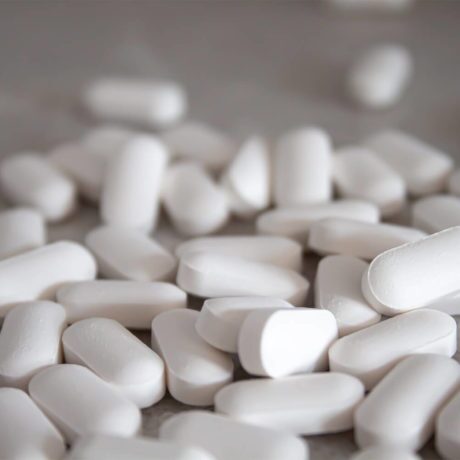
[82,125,136,158]
[63,318,165,408]
[151,309,234,406]
[29,364,141,443]
[177,251,309,306]
[355,354,460,451]
[57,280,186,329]
[427,290,460,316]
[85,226,176,282]
[215,373,365,435]
[315,255,381,336]
[351,447,421,460]
[412,195,460,234]
[329,309,457,389]
[0,388,66,460]
[436,388,460,460]
[159,410,309,460]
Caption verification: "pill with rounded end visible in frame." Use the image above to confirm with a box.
[215,373,364,435]
[436,388,460,460]
[82,125,136,157]
[329,309,457,389]
[448,169,460,196]
[355,354,460,451]
[151,309,234,406]
[350,447,421,460]
[160,410,309,460]
[428,290,460,316]
[29,364,141,443]
[412,195,460,234]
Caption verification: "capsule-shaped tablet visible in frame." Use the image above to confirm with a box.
[86,226,176,282]
[365,130,454,196]
[274,127,333,206]
[448,169,460,196]
[362,227,460,315]
[309,218,426,260]
[0,241,96,317]
[83,78,187,127]
[57,280,186,329]
[215,373,365,435]
[0,388,66,460]
[412,195,460,234]
[63,318,165,408]
[347,44,412,109]
[82,125,136,158]
[196,297,293,353]
[315,256,381,336]
[0,152,77,222]
[355,354,460,451]
[256,200,380,246]
[29,364,141,443]
[436,389,460,460]
[428,290,460,316]
[163,162,229,236]
[177,251,309,306]
[160,410,309,460]
[351,447,421,460]
[329,309,457,389]
[151,309,234,406]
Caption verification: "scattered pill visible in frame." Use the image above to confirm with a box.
[412,194,460,234]
[427,290,460,316]
[350,447,421,460]
[448,169,460,196]
[436,388,460,460]
[81,125,135,157]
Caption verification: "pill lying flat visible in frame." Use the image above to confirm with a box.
[152,309,234,406]
[177,251,309,306]
[365,130,453,196]
[159,410,308,460]
[427,290,460,316]
[436,388,460,460]
[86,226,176,282]
[0,388,66,460]
[82,125,136,157]
[215,373,364,435]
[29,364,141,443]
[412,195,460,234]
[238,308,337,377]
[57,280,186,329]
[350,447,421,460]
[355,354,460,451]
[329,309,457,389]
[196,297,293,353]
[448,169,460,196]
[315,255,381,336]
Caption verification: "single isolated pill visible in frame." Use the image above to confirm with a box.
[177,251,309,306]
[215,373,364,435]
[350,447,421,460]
[274,127,333,207]
[86,226,176,282]
[329,309,457,390]
[365,130,454,196]
[448,169,460,196]
[163,162,229,236]
[159,410,309,460]
[57,280,186,329]
[29,364,141,443]
[0,152,77,222]
[436,388,460,460]
[315,255,381,336]
[412,195,460,234]
[355,354,460,451]
[0,388,66,460]
[83,77,187,127]
[151,309,234,406]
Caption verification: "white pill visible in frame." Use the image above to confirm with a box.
[309,218,426,260]
[177,251,309,306]
[351,447,421,460]
[412,195,460,234]
[0,241,96,317]
[0,208,46,260]
[220,136,271,218]
[82,125,136,158]
[334,146,406,216]
[274,127,333,206]
[347,44,412,109]
[86,226,176,282]
[160,410,309,460]
[325,0,415,12]
[29,364,141,443]
[0,388,66,460]
[215,373,364,435]
[362,227,460,315]
[239,308,338,377]
[436,388,460,460]
[256,199,380,246]
[176,235,303,272]
[0,152,77,222]
[162,121,235,172]
[196,297,293,353]
[365,130,453,196]
[57,280,186,329]
[63,318,165,408]
[329,309,457,389]
[151,309,234,406]
[163,162,229,236]
[315,255,381,336]
[83,78,186,127]
[355,354,460,451]
[427,290,460,316]
[448,169,460,196]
